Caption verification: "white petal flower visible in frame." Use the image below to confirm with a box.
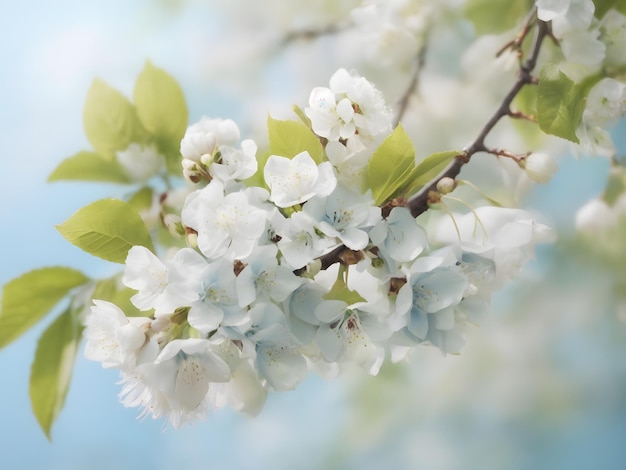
[120,338,231,428]
[122,246,207,315]
[180,117,240,163]
[369,207,429,262]
[305,68,391,141]
[123,246,168,311]
[236,244,303,307]
[305,87,340,139]
[188,258,246,332]
[276,211,335,269]
[182,180,269,260]
[264,151,337,208]
[246,303,308,391]
[304,184,381,250]
[84,300,147,369]
[209,139,258,185]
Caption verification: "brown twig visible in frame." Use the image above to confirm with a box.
[393,38,429,127]
[406,18,548,218]
[496,6,537,58]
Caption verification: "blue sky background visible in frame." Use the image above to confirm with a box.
[1,2,626,469]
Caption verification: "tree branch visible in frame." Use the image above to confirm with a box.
[309,16,549,272]
[406,18,548,218]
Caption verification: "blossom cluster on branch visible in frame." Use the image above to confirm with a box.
[0,0,625,436]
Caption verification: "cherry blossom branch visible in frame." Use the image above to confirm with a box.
[406,17,548,218]
[314,15,549,272]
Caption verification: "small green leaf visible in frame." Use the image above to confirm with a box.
[367,124,416,205]
[92,276,146,317]
[402,150,460,197]
[243,150,271,189]
[127,186,154,212]
[133,61,188,174]
[0,267,88,349]
[30,308,82,440]
[323,266,366,305]
[48,151,131,184]
[267,116,324,164]
[56,198,154,263]
[464,0,531,35]
[83,79,147,159]
[537,65,602,143]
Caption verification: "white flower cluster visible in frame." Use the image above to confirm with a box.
[83,70,550,427]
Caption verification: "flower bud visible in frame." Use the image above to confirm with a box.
[436,177,457,194]
[521,152,557,184]
[182,159,203,184]
[164,214,185,238]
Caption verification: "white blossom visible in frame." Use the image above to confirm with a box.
[182,179,269,261]
[263,151,337,208]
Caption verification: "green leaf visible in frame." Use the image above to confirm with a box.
[92,276,147,317]
[243,149,271,189]
[83,79,147,159]
[401,150,460,197]
[127,186,154,212]
[267,116,324,164]
[56,198,155,263]
[47,151,131,184]
[133,61,188,174]
[367,124,416,205]
[464,0,531,35]
[30,308,82,440]
[323,266,366,305]
[537,64,602,143]
[0,267,88,349]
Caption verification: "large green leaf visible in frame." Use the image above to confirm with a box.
[367,124,416,205]
[267,116,325,163]
[48,151,131,184]
[56,198,154,263]
[133,61,188,174]
[537,64,602,143]
[83,79,147,159]
[30,308,82,440]
[0,267,88,349]
[464,0,531,35]
[401,150,460,198]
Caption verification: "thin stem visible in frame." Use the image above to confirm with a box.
[393,38,429,127]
